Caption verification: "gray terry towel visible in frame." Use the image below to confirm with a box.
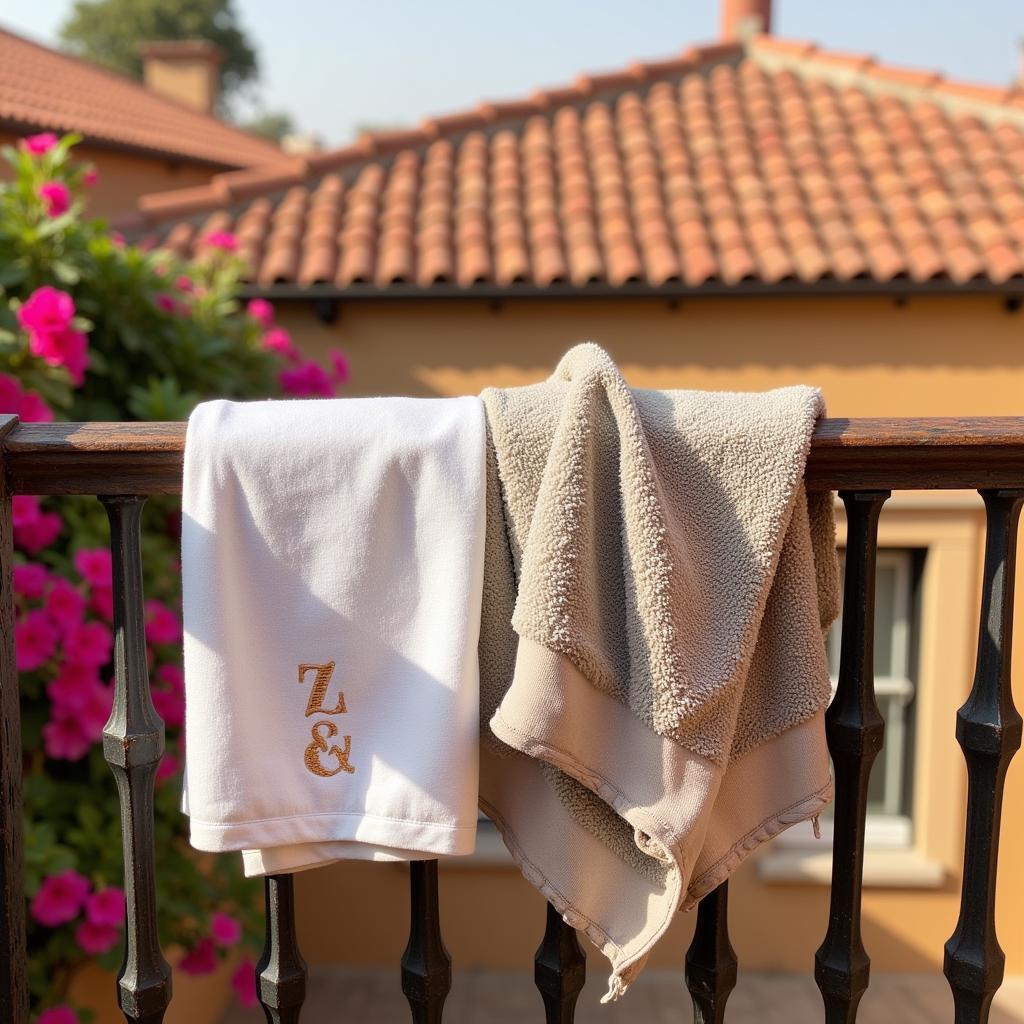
[478,344,839,1000]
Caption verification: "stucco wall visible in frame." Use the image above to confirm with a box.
[269,292,1024,974]
[0,133,218,219]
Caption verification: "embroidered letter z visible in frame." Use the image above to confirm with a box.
[299,661,347,716]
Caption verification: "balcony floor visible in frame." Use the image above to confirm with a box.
[223,968,1024,1022]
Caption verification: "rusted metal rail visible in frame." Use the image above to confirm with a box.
[0,414,1021,1024]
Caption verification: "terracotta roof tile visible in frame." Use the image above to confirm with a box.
[0,26,281,167]
[133,37,1024,292]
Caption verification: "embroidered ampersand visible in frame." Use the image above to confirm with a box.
[299,661,354,777]
[304,720,355,777]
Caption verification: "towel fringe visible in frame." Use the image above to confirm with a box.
[601,972,628,1003]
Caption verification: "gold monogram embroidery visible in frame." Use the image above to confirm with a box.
[298,660,355,777]
[299,661,347,717]
[304,721,355,777]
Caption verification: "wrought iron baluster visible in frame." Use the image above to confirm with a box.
[685,881,738,1024]
[257,874,308,1024]
[944,489,1024,1024]
[401,860,451,1023]
[100,496,171,1023]
[0,415,28,1024]
[534,901,586,1023]
[814,489,889,1024]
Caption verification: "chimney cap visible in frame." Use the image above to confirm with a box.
[137,39,224,64]
[720,0,773,41]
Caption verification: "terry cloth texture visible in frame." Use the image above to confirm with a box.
[181,396,486,875]
[478,343,838,999]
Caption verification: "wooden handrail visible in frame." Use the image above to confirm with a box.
[3,415,1024,494]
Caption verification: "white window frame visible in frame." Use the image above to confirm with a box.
[779,548,916,850]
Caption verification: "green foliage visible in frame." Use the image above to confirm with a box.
[239,110,297,142]
[58,0,259,108]
[1,135,279,1014]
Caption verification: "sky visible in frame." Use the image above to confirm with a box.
[2,0,1023,147]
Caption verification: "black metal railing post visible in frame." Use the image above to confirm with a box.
[686,881,738,1024]
[943,489,1024,1024]
[401,860,451,1023]
[101,495,172,1023]
[257,874,308,1023]
[814,490,889,1023]
[534,901,586,1023]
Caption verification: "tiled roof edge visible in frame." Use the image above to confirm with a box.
[134,40,744,225]
[749,35,1024,127]
[0,25,282,164]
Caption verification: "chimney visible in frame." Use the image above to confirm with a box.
[720,0,772,40]
[138,40,223,115]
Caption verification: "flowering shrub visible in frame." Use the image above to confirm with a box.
[1,134,349,1017]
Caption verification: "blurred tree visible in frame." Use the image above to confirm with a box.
[240,110,296,142]
[58,0,258,109]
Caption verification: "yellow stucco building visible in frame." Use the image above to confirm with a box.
[0,27,280,220]
[129,3,1024,986]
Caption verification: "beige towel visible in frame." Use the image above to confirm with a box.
[478,344,839,999]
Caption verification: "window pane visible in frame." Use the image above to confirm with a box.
[825,549,918,826]
[826,557,903,680]
[873,564,897,679]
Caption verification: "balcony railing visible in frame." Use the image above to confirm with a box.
[0,414,1022,1024]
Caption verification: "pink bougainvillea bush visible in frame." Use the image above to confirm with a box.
[1,134,349,1017]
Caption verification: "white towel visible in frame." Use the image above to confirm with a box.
[181,396,486,875]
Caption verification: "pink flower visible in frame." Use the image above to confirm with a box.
[157,663,184,692]
[13,496,41,528]
[90,585,114,621]
[247,298,274,327]
[179,937,217,975]
[12,498,62,554]
[0,376,50,423]
[29,328,89,385]
[0,373,23,412]
[38,1006,79,1024]
[43,713,92,760]
[47,663,102,713]
[152,687,184,728]
[231,957,258,1007]
[145,600,181,646]
[74,919,119,955]
[65,621,113,667]
[328,347,349,385]
[79,681,113,737]
[20,392,54,423]
[83,167,98,187]
[280,362,333,398]
[111,231,125,248]
[45,579,87,632]
[38,181,71,217]
[16,610,58,670]
[85,886,125,926]
[13,562,49,600]
[15,511,61,554]
[156,750,180,783]
[21,133,59,155]
[211,912,242,947]
[262,327,297,361]
[175,275,194,293]
[154,293,178,314]
[200,231,238,252]
[17,287,74,337]
[30,870,90,926]
[74,548,112,588]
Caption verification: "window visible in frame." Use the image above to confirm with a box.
[824,548,921,846]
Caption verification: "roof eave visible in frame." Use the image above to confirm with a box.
[238,278,1024,302]
[0,116,266,171]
